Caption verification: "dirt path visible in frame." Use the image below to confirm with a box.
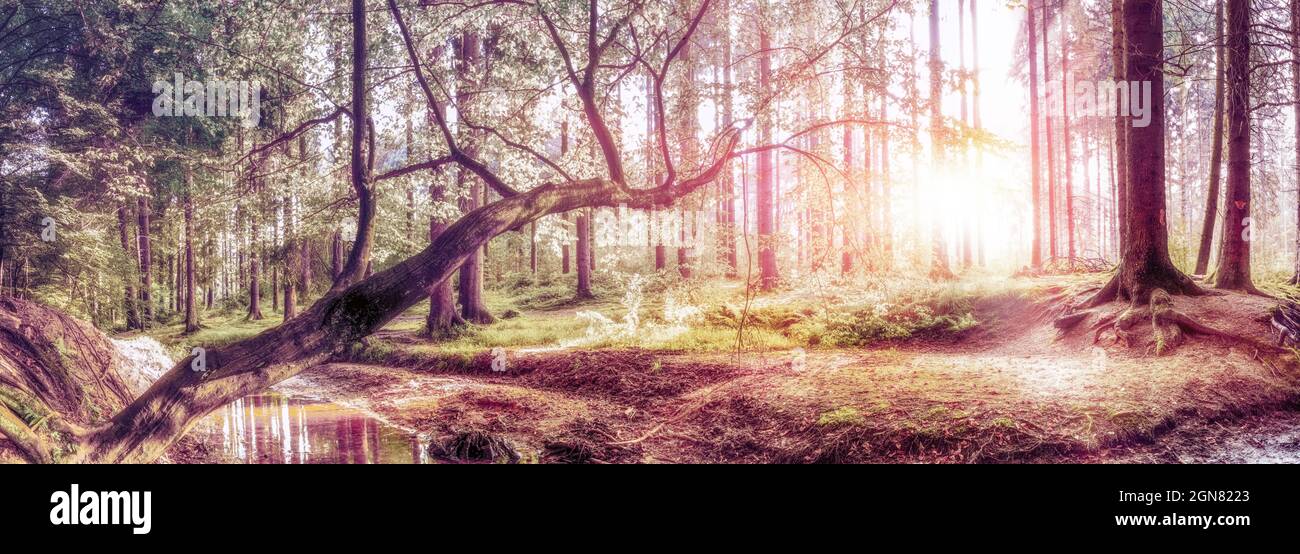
[266,287,1300,463]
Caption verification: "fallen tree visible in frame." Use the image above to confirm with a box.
[0,0,903,463]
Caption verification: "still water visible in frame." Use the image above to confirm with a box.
[202,393,429,464]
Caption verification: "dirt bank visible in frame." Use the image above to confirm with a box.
[296,286,1300,463]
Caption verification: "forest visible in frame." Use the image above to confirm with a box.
[3,0,1300,465]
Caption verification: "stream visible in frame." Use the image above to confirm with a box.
[198,392,429,464]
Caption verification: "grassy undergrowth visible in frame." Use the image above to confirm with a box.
[140,271,1066,362]
[350,270,1061,363]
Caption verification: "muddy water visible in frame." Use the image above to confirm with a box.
[200,393,429,464]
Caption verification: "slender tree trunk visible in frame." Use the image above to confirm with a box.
[136,196,152,327]
[336,0,375,290]
[880,94,893,269]
[1112,0,1128,251]
[929,0,953,279]
[1042,0,1057,261]
[576,210,593,297]
[116,204,140,329]
[959,0,972,269]
[758,1,778,289]
[529,222,537,275]
[1197,0,1226,276]
[283,196,298,321]
[426,185,464,336]
[1061,5,1075,265]
[1290,0,1300,284]
[424,56,464,337]
[1214,0,1257,292]
[842,81,856,275]
[1028,2,1043,269]
[183,167,198,333]
[720,0,738,277]
[451,31,494,324]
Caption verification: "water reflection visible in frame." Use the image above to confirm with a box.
[206,393,428,464]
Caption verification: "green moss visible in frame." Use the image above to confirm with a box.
[817,407,866,427]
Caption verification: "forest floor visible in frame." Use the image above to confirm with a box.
[158,272,1300,464]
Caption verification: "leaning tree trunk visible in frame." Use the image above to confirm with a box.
[1196,0,1226,277]
[0,297,133,463]
[1214,0,1258,293]
[76,131,736,463]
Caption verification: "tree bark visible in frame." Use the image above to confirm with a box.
[115,204,140,329]
[720,0,738,278]
[1214,0,1256,292]
[1196,0,1226,276]
[757,1,778,290]
[75,130,739,462]
[1290,0,1300,284]
[136,196,152,327]
[1028,2,1043,269]
[183,167,198,334]
[1042,0,1057,261]
[1094,0,1202,305]
[455,30,494,324]
[335,0,375,290]
[426,182,464,337]
[576,210,593,297]
[1061,5,1075,265]
[1112,0,1128,250]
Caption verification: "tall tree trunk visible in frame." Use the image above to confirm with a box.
[575,210,593,297]
[1028,2,1043,269]
[116,204,140,329]
[928,0,953,279]
[1290,0,1300,284]
[959,0,972,269]
[529,222,537,275]
[283,195,298,321]
[136,196,152,327]
[757,1,778,290]
[426,184,464,336]
[300,238,312,300]
[183,166,198,333]
[1197,0,1226,276]
[880,94,893,269]
[1112,0,1128,251]
[841,80,856,275]
[972,0,984,266]
[720,0,738,278]
[1042,0,1057,261]
[336,0,375,290]
[1086,0,1203,307]
[1214,0,1257,292]
[455,30,493,324]
[1061,5,1075,265]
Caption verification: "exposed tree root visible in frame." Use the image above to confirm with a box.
[1071,287,1283,356]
